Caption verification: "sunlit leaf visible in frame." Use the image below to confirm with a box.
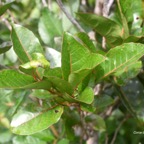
[11,24,44,63]
[95,43,144,81]
[62,33,105,82]
[11,106,63,135]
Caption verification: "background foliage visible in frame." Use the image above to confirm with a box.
[0,0,144,144]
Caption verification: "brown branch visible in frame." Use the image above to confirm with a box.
[56,0,85,32]
[50,125,59,138]
[110,117,127,144]
[41,0,48,7]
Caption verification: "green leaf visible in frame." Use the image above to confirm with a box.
[20,53,49,69]
[38,8,63,45]
[0,70,34,88]
[0,42,12,54]
[85,115,106,132]
[95,43,144,81]
[12,136,47,144]
[95,95,114,110]
[19,53,50,78]
[68,69,90,88]
[120,0,144,22]
[80,103,96,113]
[31,90,55,99]
[57,138,69,144]
[11,24,44,63]
[62,32,105,84]
[77,87,94,104]
[0,1,15,16]
[62,0,79,32]
[77,13,123,46]
[116,0,129,39]
[44,67,62,78]
[76,32,96,53]
[0,70,51,90]
[11,106,63,135]
[114,61,142,85]
[31,129,55,142]
[45,76,74,95]
[0,131,12,143]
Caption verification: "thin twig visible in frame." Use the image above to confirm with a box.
[110,117,127,144]
[103,0,114,17]
[105,133,109,144]
[1,17,12,30]
[50,125,59,138]
[56,0,85,32]
[48,0,52,10]
[41,0,48,7]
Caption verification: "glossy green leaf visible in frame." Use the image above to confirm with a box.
[95,43,144,81]
[38,8,63,45]
[0,70,51,90]
[77,13,123,46]
[11,106,63,135]
[77,87,94,104]
[0,1,15,16]
[0,42,12,54]
[62,32,105,84]
[11,24,44,63]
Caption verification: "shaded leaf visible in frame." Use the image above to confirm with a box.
[57,138,69,144]
[38,8,63,45]
[11,106,63,135]
[31,90,55,99]
[77,13,123,46]
[114,61,142,85]
[44,67,62,78]
[45,76,74,95]
[0,1,15,16]
[85,115,106,132]
[0,42,12,54]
